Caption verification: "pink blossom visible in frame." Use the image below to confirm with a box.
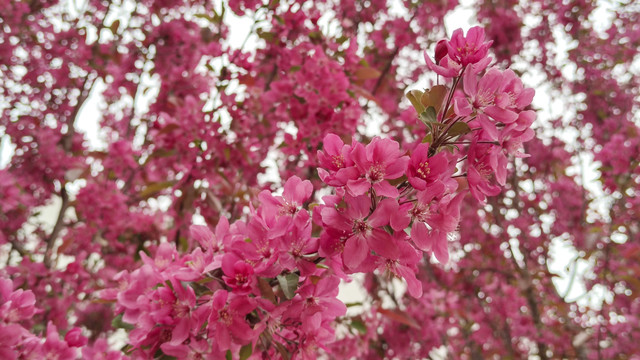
[288,276,347,330]
[348,137,409,198]
[424,50,461,78]
[407,143,451,191]
[208,290,256,352]
[373,232,423,298]
[64,327,87,347]
[321,195,393,269]
[446,26,493,66]
[221,253,256,295]
[317,133,359,186]
[467,142,502,203]
[259,175,313,217]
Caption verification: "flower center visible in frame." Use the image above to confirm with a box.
[352,219,370,234]
[174,303,189,318]
[305,296,318,308]
[416,161,431,180]
[279,201,298,216]
[368,163,385,183]
[457,43,476,57]
[475,89,494,108]
[411,204,431,222]
[331,155,345,169]
[291,242,303,257]
[476,163,492,180]
[259,245,272,258]
[235,273,248,284]
[385,259,398,272]
[218,308,233,326]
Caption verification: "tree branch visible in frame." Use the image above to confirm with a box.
[43,185,69,268]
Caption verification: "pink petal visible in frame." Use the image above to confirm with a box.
[367,229,397,258]
[322,133,343,155]
[431,231,449,264]
[169,317,190,345]
[397,266,423,298]
[343,235,368,269]
[411,222,432,252]
[347,178,370,196]
[476,113,499,141]
[485,105,518,124]
[454,97,472,116]
[463,67,478,96]
[385,156,409,179]
[373,181,399,198]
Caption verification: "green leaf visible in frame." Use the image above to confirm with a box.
[226,350,232,360]
[194,13,215,22]
[239,344,253,360]
[419,106,439,128]
[277,273,300,300]
[345,302,363,308]
[308,31,323,41]
[447,121,471,137]
[351,318,367,334]
[406,90,425,114]
[336,35,349,44]
[422,133,433,144]
[111,314,134,330]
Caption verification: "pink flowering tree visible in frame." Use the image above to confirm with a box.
[1,1,639,359]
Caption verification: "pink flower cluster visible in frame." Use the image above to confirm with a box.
[316,134,461,292]
[422,26,535,203]
[98,27,537,359]
[102,176,346,359]
[0,24,537,359]
[0,278,94,359]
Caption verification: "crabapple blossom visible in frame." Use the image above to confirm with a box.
[2,1,638,359]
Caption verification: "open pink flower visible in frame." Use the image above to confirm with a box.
[373,232,423,298]
[317,133,359,186]
[208,290,256,352]
[446,26,493,66]
[190,215,229,253]
[494,69,535,111]
[467,142,501,203]
[408,183,464,264]
[259,175,313,217]
[278,211,319,276]
[0,278,38,322]
[321,195,393,270]
[221,253,256,295]
[347,137,408,198]
[407,143,450,191]
[288,276,347,331]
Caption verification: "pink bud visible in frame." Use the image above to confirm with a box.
[434,39,449,64]
[65,327,88,347]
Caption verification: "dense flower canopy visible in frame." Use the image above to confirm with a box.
[1,1,639,359]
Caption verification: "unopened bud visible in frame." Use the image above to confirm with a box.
[434,39,448,64]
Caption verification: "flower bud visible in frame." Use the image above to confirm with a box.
[434,39,449,64]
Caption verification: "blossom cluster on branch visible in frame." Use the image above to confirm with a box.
[92,27,536,359]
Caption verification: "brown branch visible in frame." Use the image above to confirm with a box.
[9,238,27,258]
[43,186,69,268]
